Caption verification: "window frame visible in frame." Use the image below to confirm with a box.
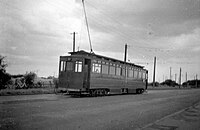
[134,68,138,79]
[75,61,83,72]
[92,61,101,73]
[128,67,133,78]
[66,61,73,71]
[102,62,109,74]
[109,63,116,75]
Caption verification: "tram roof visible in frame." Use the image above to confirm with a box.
[69,50,144,69]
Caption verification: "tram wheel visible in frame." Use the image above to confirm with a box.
[102,89,106,96]
[90,90,95,97]
[136,89,140,94]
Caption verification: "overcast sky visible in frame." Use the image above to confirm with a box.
[1,0,200,82]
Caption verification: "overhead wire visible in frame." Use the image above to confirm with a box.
[83,1,154,59]
[83,0,177,63]
[2,0,194,66]
[1,0,166,54]
[85,0,194,63]
[84,1,199,78]
[85,1,153,46]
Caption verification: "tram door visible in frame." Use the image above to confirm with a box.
[83,59,91,89]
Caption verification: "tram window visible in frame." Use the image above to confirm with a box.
[92,63,101,73]
[125,68,128,77]
[63,61,66,71]
[128,69,133,77]
[75,61,82,72]
[142,72,145,79]
[121,67,125,76]
[134,69,138,78]
[60,61,63,71]
[109,65,115,75]
[102,64,109,74]
[60,61,66,72]
[143,72,147,79]
[141,71,143,79]
[60,61,64,72]
[116,67,121,76]
[138,71,142,79]
[66,62,73,71]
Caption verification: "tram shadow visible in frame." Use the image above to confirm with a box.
[69,92,145,98]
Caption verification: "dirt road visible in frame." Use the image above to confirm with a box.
[1,89,200,130]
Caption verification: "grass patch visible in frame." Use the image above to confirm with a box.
[0,88,57,96]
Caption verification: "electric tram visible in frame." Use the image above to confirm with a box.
[58,50,148,96]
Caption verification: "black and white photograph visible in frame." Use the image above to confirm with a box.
[0,0,200,129]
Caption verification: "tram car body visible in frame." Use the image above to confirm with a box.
[58,50,148,96]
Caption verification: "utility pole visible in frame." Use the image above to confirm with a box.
[179,67,181,88]
[186,72,187,82]
[175,73,177,83]
[186,72,187,87]
[153,56,156,87]
[163,75,164,82]
[196,74,198,88]
[170,67,172,80]
[71,32,77,52]
[123,44,128,88]
[124,44,127,62]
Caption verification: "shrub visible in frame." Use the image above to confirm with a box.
[53,77,58,88]
[24,72,37,88]
[160,79,178,87]
[0,71,11,89]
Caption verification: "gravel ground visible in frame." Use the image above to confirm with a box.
[0,89,200,130]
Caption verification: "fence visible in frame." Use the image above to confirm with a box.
[4,81,56,89]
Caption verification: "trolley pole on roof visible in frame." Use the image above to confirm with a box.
[82,0,93,53]
[153,56,156,87]
[124,44,127,62]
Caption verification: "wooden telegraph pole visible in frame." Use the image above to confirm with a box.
[186,72,188,87]
[179,67,182,88]
[170,67,172,80]
[196,74,198,88]
[163,75,164,82]
[71,32,77,52]
[124,44,128,89]
[153,56,156,87]
[175,73,177,83]
[124,44,127,62]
